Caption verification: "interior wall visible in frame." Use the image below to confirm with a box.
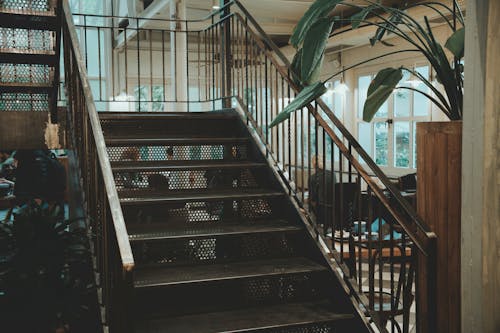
[462,0,500,332]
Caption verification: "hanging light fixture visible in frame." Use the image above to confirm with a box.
[212,0,220,10]
[332,6,349,96]
[333,53,349,95]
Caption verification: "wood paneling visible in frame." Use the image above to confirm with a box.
[417,121,462,333]
[0,111,66,149]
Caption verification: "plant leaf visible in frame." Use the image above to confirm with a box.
[289,0,341,48]
[270,82,327,127]
[351,5,377,29]
[291,48,303,86]
[363,68,403,122]
[370,11,403,46]
[445,27,465,58]
[301,17,335,85]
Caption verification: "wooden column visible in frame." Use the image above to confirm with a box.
[417,121,462,333]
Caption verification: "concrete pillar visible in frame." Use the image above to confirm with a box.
[170,0,188,111]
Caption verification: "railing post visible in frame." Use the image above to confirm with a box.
[221,0,232,108]
[417,235,437,333]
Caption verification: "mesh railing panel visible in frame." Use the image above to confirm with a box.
[0,28,55,52]
[0,63,53,84]
[0,93,49,111]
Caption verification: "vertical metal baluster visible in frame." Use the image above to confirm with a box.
[186,21,190,111]
[162,30,166,102]
[97,26,102,100]
[339,145,344,237]
[124,26,128,95]
[197,30,201,103]
[322,125,326,237]
[377,200,384,325]
[149,29,153,111]
[174,28,178,102]
[136,18,140,111]
[300,107,305,203]
[368,186,374,311]
[264,57,269,151]
[357,177,363,291]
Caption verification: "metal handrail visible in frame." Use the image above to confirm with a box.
[61,0,134,270]
[234,1,434,236]
[230,11,435,255]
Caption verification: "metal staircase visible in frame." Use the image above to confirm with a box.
[0,0,62,148]
[98,111,370,332]
[58,0,438,332]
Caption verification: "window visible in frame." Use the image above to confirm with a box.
[356,66,431,172]
[70,0,109,111]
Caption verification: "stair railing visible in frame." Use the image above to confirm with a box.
[61,1,134,332]
[216,2,438,333]
[62,1,437,331]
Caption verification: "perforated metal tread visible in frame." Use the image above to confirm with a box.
[111,160,266,172]
[135,300,353,333]
[0,82,52,93]
[0,11,57,30]
[119,188,285,205]
[99,110,239,120]
[127,220,301,242]
[106,137,249,146]
[133,257,327,288]
[0,51,57,65]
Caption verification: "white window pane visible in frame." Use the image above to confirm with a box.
[134,85,149,112]
[374,100,389,118]
[358,76,371,118]
[85,29,105,78]
[394,89,410,117]
[394,121,410,168]
[414,83,430,116]
[374,122,388,166]
[414,66,430,116]
[358,122,372,163]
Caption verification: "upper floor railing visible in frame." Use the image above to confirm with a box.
[61,1,437,332]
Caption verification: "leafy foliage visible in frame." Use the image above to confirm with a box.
[270,0,465,127]
[0,201,94,332]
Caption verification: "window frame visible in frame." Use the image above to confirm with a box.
[354,62,432,176]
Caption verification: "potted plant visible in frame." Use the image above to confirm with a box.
[270,2,464,332]
[0,200,97,332]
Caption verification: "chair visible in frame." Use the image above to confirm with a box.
[365,241,416,333]
[398,173,417,192]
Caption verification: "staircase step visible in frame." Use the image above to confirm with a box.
[127,220,301,242]
[119,188,284,205]
[105,137,249,147]
[0,50,57,65]
[111,160,266,172]
[0,11,57,30]
[134,257,326,288]
[0,82,52,94]
[99,110,238,120]
[136,300,353,333]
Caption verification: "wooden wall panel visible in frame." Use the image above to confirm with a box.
[0,111,66,149]
[417,121,462,333]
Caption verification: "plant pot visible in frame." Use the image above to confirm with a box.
[416,120,462,333]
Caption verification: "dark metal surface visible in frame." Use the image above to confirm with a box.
[119,188,285,205]
[133,257,326,288]
[135,300,353,333]
[127,220,301,242]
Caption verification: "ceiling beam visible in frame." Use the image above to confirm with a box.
[115,0,174,49]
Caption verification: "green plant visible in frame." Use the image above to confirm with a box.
[0,201,93,332]
[270,0,465,127]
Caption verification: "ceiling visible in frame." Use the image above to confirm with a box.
[133,0,464,49]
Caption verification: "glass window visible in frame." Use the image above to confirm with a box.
[356,65,431,171]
